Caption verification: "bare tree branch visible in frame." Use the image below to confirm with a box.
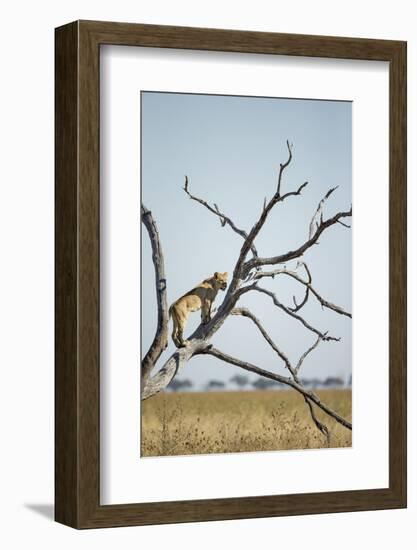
[296,335,324,373]
[291,287,310,312]
[141,205,169,382]
[309,186,338,239]
[253,262,351,318]
[200,347,352,431]
[248,285,340,341]
[244,207,352,273]
[231,308,331,440]
[228,177,309,294]
[141,351,184,400]
[231,307,292,370]
[337,219,351,229]
[290,261,311,312]
[251,261,311,311]
[276,140,293,196]
[141,337,211,400]
[222,141,309,296]
[183,175,258,257]
[304,398,331,443]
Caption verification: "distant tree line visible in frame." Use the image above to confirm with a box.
[168,374,350,392]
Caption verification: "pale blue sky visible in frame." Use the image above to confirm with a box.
[141,91,352,389]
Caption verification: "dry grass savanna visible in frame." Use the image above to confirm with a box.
[141,389,352,457]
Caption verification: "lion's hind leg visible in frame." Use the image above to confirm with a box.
[171,313,181,347]
[170,306,187,348]
[171,322,180,348]
[175,314,187,348]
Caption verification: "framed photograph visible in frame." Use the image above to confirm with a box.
[55,20,406,528]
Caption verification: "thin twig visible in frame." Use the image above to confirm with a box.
[309,186,338,239]
[276,140,293,196]
[231,308,332,441]
[337,219,351,229]
[231,307,292,370]
[183,175,258,257]
[250,285,340,341]
[244,206,352,273]
[253,262,351,318]
[296,335,324,373]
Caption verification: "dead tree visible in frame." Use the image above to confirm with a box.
[141,141,352,442]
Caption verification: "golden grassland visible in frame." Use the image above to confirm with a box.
[141,389,352,457]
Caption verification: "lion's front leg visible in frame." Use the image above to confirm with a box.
[201,299,212,324]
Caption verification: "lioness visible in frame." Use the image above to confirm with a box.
[169,271,228,348]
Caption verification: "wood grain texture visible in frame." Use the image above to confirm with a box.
[55,20,407,529]
[55,21,79,527]
[388,41,407,504]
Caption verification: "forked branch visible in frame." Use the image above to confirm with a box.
[225,142,309,295]
[296,335,324,373]
[253,262,351,318]
[231,307,292,370]
[244,207,352,273]
[249,285,340,341]
[231,308,332,440]
[309,186,338,239]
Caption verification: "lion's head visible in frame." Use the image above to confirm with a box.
[213,271,228,291]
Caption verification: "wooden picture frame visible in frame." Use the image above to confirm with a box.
[55,20,407,529]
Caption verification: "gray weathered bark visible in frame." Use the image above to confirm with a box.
[141,205,169,383]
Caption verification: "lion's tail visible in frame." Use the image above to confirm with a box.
[168,303,177,323]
